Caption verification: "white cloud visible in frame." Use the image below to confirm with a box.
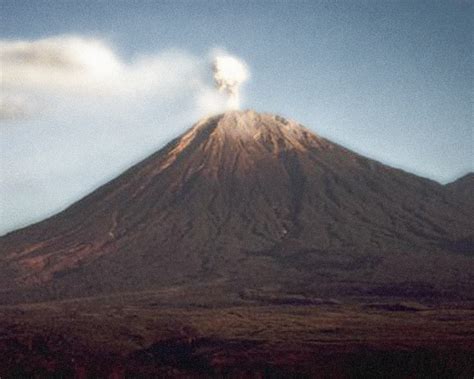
[0,36,209,122]
[0,36,203,96]
[0,36,251,121]
[0,95,32,121]
[195,87,229,117]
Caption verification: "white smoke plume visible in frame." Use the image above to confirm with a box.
[212,54,249,110]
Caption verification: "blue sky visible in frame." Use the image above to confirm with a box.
[1,0,472,234]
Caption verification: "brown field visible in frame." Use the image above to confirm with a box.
[1,287,473,378]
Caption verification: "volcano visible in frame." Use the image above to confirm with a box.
[0,110,472,303]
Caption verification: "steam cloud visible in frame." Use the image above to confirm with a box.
[0,36,202,120]
[1,37,250,120]
[212,54,249,110]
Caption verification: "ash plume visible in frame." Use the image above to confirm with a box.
[212,54,249,110]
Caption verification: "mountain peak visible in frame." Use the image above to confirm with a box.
[193,110,328,155]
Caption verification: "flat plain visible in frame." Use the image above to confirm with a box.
[1,286,473,377]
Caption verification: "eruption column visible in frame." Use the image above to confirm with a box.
[212,55,249,110]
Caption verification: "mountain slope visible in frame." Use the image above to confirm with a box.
[446,173,474,208]
[0,110,472,303]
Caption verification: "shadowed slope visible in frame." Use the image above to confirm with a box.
[446,173,474,209]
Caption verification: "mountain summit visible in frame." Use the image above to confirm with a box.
[0,110,472,303]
